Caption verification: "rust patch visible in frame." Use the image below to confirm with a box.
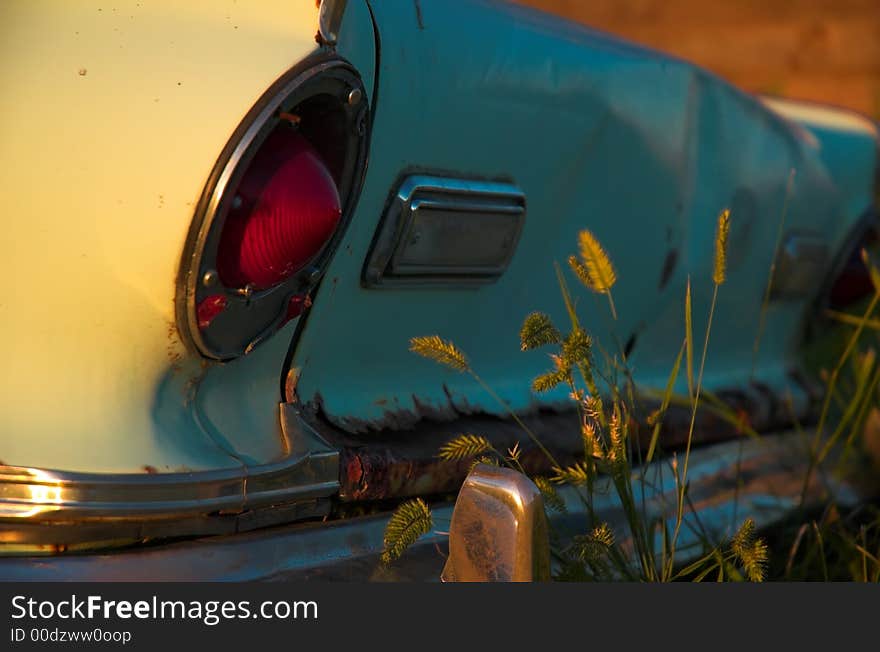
[303,373,819,502]
[165,320,184,373]
[285,368,301,404]
[345,454,367,496]
[182,375,202,407]
[337,441,574,502]
[309,407,584,501]
[304,383,482,435]
[339,447,469,501]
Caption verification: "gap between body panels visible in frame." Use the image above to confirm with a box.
[277,25,379,399]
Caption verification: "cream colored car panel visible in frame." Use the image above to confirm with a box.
[0,1,321,472]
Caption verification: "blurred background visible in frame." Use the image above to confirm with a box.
[516,0,880,119]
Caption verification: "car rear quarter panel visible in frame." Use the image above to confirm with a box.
[0,0,376,472]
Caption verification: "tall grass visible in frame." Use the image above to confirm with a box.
[382,207,880,582]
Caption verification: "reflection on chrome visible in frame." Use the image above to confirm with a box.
[0,468,64,519]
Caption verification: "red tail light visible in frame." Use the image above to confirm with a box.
[217,129,342,290]
[178,59,369,360]
[829,226,878,310]
[829,253,873,309]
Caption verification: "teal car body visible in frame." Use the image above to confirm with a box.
[295,1,877,431]
[0,0,877,573]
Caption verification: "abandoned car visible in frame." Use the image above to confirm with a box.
[0,0,878,579]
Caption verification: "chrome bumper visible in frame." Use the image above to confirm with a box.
[0,430,868,580]
[0,405,338,551]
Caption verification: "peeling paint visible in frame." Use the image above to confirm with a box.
[304,379,490,435]
[297,368,820,502]
[284,367,301,404]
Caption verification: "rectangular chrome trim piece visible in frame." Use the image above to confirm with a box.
[363,175,526,288]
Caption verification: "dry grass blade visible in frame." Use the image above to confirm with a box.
[520,312,562,351]
[568,256,595,293]
[575,523,615,562]
[673,550,717,581]
[713,208,731,286]
[825,309,880,331]
[667,227,726,578]
[409,335,469,372]
[862,247,880,293]
[551,462,590,485]
[812,521,829,581]
[381,498,434,564]
[685,278,694,401]
[693,561,720,583]
[809,273,880,467]
[576,229,617,293]
[534,476,567,514]
[732,518,768,582]
[785,523,809,578]
[751,169,795,379]
[555,261,581,330]
[468,454,499,472]
[532,356,571,393]
[437,434,492,461]
[647,339,686,462]
[562,328,593,368]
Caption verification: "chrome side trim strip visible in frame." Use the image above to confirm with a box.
[0,405,339,541]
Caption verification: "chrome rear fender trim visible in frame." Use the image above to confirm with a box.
[0,405,338,547]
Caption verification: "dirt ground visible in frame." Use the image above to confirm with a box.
[516,0,880,119]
